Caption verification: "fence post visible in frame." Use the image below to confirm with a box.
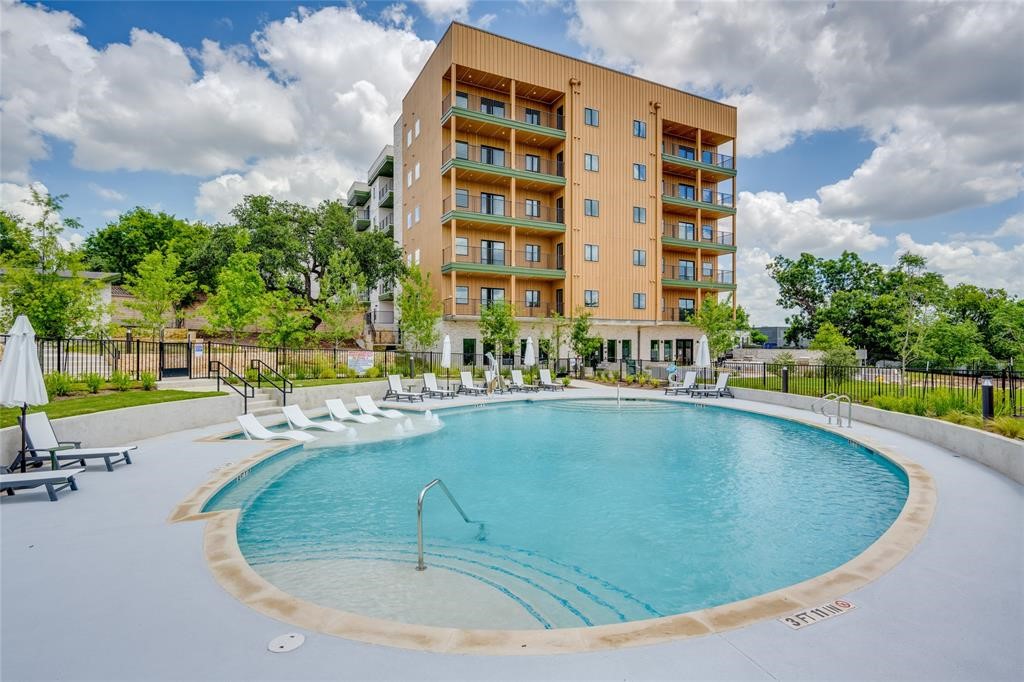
[762,362,767,389]
[823,364,828,396]
[56,339,62,373]
[135,340,141,379]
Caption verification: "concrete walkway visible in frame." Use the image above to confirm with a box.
[2,385,1021,681]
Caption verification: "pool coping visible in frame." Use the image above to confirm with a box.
[170,394,936,655]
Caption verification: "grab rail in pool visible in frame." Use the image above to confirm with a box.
[811,393,853,428]
[417,478,479,571]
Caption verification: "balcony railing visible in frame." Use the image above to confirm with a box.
[662,221,734,246]
[443,246,562,271]
[442,92,564,131]
[379,214,394,229]
[661,307,696,322]
[355,208,370,221]
[662,266,734,284]
[442,194,564,224]
[515,200,563,223]
[662,140,734,169]
[662,182,734,208]
[375,179,393,202]
[442,143,510,169]
[444,297,552,317]
[515,153,563,177]
[700,150,734,169]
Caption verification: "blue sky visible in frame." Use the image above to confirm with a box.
[3,0,1022,323]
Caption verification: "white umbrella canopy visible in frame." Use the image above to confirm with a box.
[695,334,712,368]
[523,336,536,367]
[0,315,49,472]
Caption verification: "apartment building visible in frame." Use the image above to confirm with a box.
[397,23,737,364]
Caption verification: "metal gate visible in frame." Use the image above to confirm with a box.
[159,342,191,379]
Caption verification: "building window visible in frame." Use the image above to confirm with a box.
[524,199,540,218]
[524,153,540,172]
[481,239,505,265]
[702,224,714,241]
[633,120,646,138]
[414,162,421,180]
[455,286,469,304]
[679,259,695,280]
[584,199,599,216]
[455,237,468,256]
[414,249,420,265]
[481,192,505,216]
[650,340,660,362]
[480,145,505,166]
[525,289,540,308]
[524,244,540,262]
[584,290,599,307]
[463,337,476,361]
[680,222,696,240]
[584,153,599,172]
[584,244,599,261]
[633,206,646,224]
[633,292,646,309]
[679,298,695,321]
[414,119,420,137]
[455,91,469,109]
[584,107,599,126]
[480,97,506,118]
[414,205,420,223]
[606,339,617,362]
[406,212,412,229]
[406,129,412,147]
[481,287,505,306]
[633,163,646,181]
[678,183,695,200]
[407,170,412,187]
[702,187,714,203]
[524,107,541,125]
[621,339,632,359]
[455,140,469,159]
[703,261,714,277]
[633,249,646,266]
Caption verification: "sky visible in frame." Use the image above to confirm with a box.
[1,0,1022,325]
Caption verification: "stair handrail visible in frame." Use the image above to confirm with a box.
[834,394,853,427]
[811,393,840,415]
[416,478,477,571]
[209,360,255,414]
[250,358,293,406]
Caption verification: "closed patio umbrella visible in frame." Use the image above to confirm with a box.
[440,334,452,390]
[695,334,712,383]
[0,316,49,472]
[523,337,536,384]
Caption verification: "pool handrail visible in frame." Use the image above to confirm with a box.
[209,360,255,414]
[416,478,477,571]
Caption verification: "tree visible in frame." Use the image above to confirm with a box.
[539,310,569,364]
[123,250,194,338]
[203,251,266,343]
[890,253,946,372]
[83,207,193,277]
[396,265,441,352]
[693,294,739,359]
[315,250,366,350]
[918,319,994,369]
[350,227,406,294]
[260,290,313,348]
[988,298,1024,365]
[0,210,31,261]
[569,309,602,366]
[809,322,857,384]
[479,301,519,364]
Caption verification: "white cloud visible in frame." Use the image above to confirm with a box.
[895,233,1024,295]
[88,183,125,202]
[568,1,1024,223]
[380,3,415,31]
[995,213,1024,239]
[100,209,120,219]
[413,0,470,24]
[475,13,497,29]
[1,181,86,248]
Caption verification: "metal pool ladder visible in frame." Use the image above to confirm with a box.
[811,393,853,428]
[416,478,480,571]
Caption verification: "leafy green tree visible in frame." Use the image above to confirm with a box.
[918,319,994,369]
[479,300,519,363]
[569,309,602,365]
[315,250,367,350]
[350,227,406,294]
[260,290,313,348]
[0,210,31,261]
[203,251,266,343]
[810,322,857,384]
[539,310,569,364]
[83,207,193,276]
[890,253,946,372]
[123,250,194,338]
[396,264,441,352]
[692,294,739,359]
[988,298,1024,364]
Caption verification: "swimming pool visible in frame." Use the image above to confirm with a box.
[205,399,909,631]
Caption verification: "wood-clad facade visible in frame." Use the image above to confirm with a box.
[398,23,737,362]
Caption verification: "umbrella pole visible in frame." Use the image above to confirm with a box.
[19,403,27,473]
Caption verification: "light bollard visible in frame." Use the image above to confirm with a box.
[981,376,994,421]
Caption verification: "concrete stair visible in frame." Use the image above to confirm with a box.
[247,388,281,416]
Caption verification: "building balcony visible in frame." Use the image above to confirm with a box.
[661,307,696,323]
[375,179,394,208]
[378,213,394,237]
[662,265,735,289]
[347,184,370,207]
[443,297,553,319]
[441,246,565,279]
[440,144,565,189]
[441,92,565,147]
[662,181,736,216]
[354,208,370,231]
[441,194,565,233]
[661,140,735,180]
[368,149,394,184]
[661,221,735,252]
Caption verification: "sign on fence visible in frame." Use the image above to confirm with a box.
[347,350,375,375]
[194,342,204,359]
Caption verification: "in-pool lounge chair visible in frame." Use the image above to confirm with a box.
[20,412,136,472]
[1,465,84,502]
[538,369,564,391]
[282,405,351,433]
[384,375,425,403]
[355,395,404,419]
[325,399,378,424]
[664,370,697,396]
[509,369,540,393]
[421,373,456,399]
[237,414,316,442]
[458,371,487,396]
[690,372,733,398]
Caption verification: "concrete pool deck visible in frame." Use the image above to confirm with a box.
[2,385,1022,680]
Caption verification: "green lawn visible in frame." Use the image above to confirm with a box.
[286,377,382,388]
[0,390,225,429]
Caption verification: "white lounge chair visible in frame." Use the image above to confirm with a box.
[509,369,540,392]
[664,370,697,396]
[538,368,564,391]
[282,405,350,433]
[355,395,403,419]
[421,372,456,399]
[20,412,136,472]
[1,466,84,502]
[325,399,378,424]
[690,372,733,398]
[237,414,316,442]
[458,370,487,396]
[384,375,425,403]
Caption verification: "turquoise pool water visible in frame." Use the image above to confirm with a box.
[206,399,908,629]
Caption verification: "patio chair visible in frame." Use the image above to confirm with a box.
[421,372,456,399]
[20,412,136,472]
[690,372,733,398]
[237,414,316,442]
[384,375,425,403]
[325,399,379,424]
[458,371,487,396]
[355,395,404,419]
[538,369,564,391]
[509,369,540,392]
[664,371,697,396]
[282,405,351,434]
[1,465,84,502]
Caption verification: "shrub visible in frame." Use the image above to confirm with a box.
[110,370,132,392]
[244,368,258,383]
[44,372,73,397]
[318,365,335,380]
[561,376,572,387]
[364,366,381,379]
[942,410,985,430]
[774,351,796,372]
[140,372,157,391]
[83,372,103,394]
[335,365,350,378]
[991,417,1024,440]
